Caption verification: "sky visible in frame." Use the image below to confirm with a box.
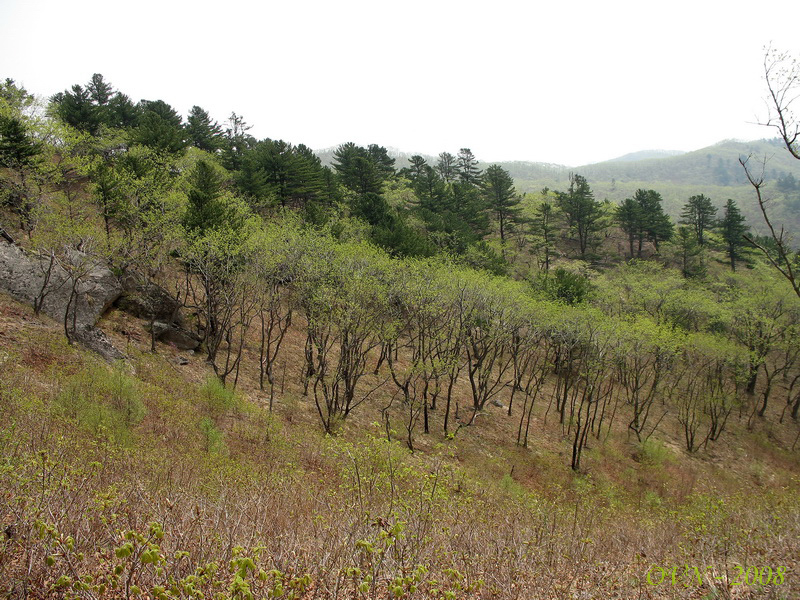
[1,0,799,166]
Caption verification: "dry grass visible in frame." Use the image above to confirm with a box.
[0,291,798,599]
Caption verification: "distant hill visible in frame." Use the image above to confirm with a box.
[317,138,800,189]
[496,138,800,238]
[606,149,686,162]
[314,139,800,237]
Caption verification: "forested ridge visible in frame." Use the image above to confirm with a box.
[1,74,799,599]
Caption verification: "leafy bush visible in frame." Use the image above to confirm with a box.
[52,362,145,445]
[538,267,593,305]
[199,376,243,414]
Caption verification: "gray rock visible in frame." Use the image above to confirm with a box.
[0,239,124,359]
[116,281,183,324]
[150,321,201,351]
[71,324,126,362]
[0,240,122,327]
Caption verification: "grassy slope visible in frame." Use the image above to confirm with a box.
[1,272,799,599]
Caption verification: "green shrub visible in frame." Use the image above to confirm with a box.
[199,416,226,454]
[538,267,593,305]
[200,376,242,414]
[639,438,671,467]
[52,363,145,445]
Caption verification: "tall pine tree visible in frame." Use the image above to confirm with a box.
[481,164,520,254]
[680,194,717,245]
[719,198,750,271]
[557,174,605,259]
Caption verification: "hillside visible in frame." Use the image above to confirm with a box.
[606,149,686,162]
[2,251,800,599]
[2,75,800,600]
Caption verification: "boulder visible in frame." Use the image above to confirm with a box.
[150,321,201,351]
[0,240,122,328]
[0,239,124,359]
[116,281,183,324]
[71,324,126,362]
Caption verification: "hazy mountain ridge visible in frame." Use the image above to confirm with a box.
[606,149,686,162]
[316,138,800,189]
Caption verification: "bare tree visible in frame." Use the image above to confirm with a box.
[741,47,800,298]
[739,155,799,299]
[761,47,800,160]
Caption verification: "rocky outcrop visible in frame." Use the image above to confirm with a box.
[115,281,183,324]
[0,239,124,359]
[149,320,201,351]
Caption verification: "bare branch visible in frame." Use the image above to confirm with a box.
[739,154,800,298]
[761,46,800,159]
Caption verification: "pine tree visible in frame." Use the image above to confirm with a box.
[0,115,41,168]
[0,114,41,228]
[557,174,605,259]
[719,198,750,271]
[51,84,102,134]
[615,197,642,259]
[1,79,36,112]
[332,142,390,195]
[221,112,255,172]
[405,155,427,180]
[436,152,458,183]
[87,73,114,106]
[183,160,226,235]
[366,144,396,181]
[676,226,705,278]
[481,164,520,253]
[412,165,448,212]
[456,148,482,185]
[186,106,224,152]
[639,189,673,252]
[680,194,717,245]
[617,189,673,258]
[132,100,186,154]
[107,93,140,129]
[529,193,557,272]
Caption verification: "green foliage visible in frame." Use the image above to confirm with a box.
[460,241,508,276]
[332,142,394,195]
[199,416,226,454]
[674,225,706,279]
[50,74,139,134]
[186,105,224,153]
[182,159,227,235]
[456,148,481,185]
[131,99,186,154]
[638,438,672,467]
[0,78,36,112]
[199,376,243,415]
[538,266,593,305]
[481,164,520,248]
[719,198,750,271]
[557,173,606,258]
[0,113,41,168]
[53,363,146,445]
[237,138,329,211]
[680,193,717,245]
[616,189,673,258]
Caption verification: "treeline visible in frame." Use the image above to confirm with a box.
[1,75,800,468]
[1,74,770,278]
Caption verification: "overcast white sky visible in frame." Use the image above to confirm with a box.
[1,0,799,166]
